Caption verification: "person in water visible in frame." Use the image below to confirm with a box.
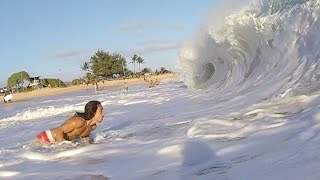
[124,82,128,91]
[36,100,105,144]
[3,89,13,103]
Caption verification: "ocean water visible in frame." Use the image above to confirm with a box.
[1,0,320,179]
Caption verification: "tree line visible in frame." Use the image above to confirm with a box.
[5,71,65,92]
[76,49,171,85]
[5,49,172,89]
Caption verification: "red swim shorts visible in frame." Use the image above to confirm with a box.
[36,130,55,144]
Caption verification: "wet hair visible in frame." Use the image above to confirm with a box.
[75,100,101,120]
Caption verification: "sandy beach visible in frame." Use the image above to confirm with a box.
[7,73,179,102]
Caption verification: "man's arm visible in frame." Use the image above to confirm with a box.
[80,124,97,144]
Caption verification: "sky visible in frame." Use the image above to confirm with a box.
[0,0,216,86]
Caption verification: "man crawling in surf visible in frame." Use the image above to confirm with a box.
[36,100,105,144]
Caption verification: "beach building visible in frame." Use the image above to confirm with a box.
[29,76,44,89]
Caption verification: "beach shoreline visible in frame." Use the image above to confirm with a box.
[6,73,179,102]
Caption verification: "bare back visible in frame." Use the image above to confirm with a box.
[51,116,97,142]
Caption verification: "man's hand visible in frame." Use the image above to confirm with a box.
[82,136,92,144]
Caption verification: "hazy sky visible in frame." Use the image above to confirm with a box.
[0,0,216,86]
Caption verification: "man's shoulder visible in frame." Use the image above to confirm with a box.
[66,116,86,126]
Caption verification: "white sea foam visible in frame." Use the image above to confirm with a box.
[0,104,82,129]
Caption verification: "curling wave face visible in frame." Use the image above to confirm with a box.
[177,0,320,99]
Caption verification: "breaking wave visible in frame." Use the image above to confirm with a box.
[178,0,320,99]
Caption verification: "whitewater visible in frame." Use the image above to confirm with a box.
[1,0,320,179]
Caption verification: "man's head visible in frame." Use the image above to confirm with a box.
[81,101,104,122]
[91,102,104,124]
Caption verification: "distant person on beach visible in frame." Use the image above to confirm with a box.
[94,82,99,92]
[36,100,105,144]
[149,80,154,88]
[124,82,128,91]
[144,73,151,82]
[154,78,160,86]
[148,78,160,88]
[3,90,13,103]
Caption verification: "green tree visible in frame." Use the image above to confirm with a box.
[88,49,127,78]
[137,56,145,74]
[85,73,95,85]
[124,69,134,77]
[113,53,127,76]
[44,78,65,88]
[72,79,82,85]
[160,67,170,74]
[141,68,152,74]
[7,71,30,88]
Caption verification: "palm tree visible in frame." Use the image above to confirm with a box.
[81,62,90,85]
[80,62,89,73]
[131,54,138,73]
[137,56,145,74]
